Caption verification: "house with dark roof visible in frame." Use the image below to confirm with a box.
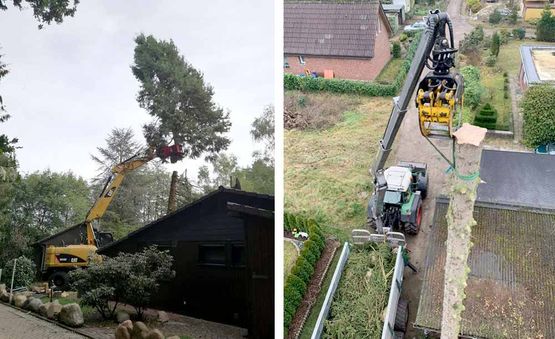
[521,0,555,21]
[98,187,274,339]
[519,45,555,90]
[284,2,393,81]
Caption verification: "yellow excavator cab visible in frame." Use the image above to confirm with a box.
[44,244,101,269]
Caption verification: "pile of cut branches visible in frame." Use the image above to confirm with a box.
[323,243,395,338]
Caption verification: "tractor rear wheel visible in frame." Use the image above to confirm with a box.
[405,202,422,235]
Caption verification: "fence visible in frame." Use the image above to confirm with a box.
[310,242,350,339]
[381,246,405,339]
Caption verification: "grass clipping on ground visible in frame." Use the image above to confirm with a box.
[441,124,486,339]
[323,243,395,338]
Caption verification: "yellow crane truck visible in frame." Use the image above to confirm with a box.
[42,144,184,288]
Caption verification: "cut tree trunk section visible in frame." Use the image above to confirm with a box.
[441,124,487,339]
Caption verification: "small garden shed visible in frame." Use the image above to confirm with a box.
[98,187,274,338]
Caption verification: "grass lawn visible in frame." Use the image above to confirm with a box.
[298,246,341,339]
[480,67,512,130]
[497,39,555,76]
[285,92,392,239]
[376,58,404,83]
[284,240,299,278]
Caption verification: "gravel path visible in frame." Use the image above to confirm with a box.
[0,303,86,339]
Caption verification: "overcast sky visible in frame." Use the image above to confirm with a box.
[0,1,274,181]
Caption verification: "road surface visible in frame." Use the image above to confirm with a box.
[0,303,85,339]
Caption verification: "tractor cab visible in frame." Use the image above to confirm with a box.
[383,166,413,206]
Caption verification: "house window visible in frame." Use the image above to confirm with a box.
[198,244,226,266]
[231,244,246,267]
[298,55,306,65]
[284,56,289,68]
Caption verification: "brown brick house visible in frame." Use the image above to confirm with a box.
[284,2,393,81]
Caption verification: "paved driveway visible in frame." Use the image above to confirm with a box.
[0,303,86,339]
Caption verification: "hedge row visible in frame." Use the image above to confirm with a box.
[284,214,326,331]
[283,32,421,97]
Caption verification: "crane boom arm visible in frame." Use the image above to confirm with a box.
[84,150,156,245]
[372,11,454,175]
[369,11,456,233]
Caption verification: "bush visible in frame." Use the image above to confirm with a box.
[399,33,408,42]
[460,66,483,109]
[392,42,401,58]
[491,32,500,57]
[513,27,526,40]
[2,256,36,288]
[467,0,482,13]
[70,246,175,320]
[521,85,555,147]
[489,9,502,24]
[459,26,484,55]
[474,103,498,129]
[291,256,314,285]
[485,55,497,67]
[499,29,511,44]
[508,7,518,25]
[536,6,555,42]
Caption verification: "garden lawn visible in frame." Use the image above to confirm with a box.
[480,67,511,130]
[285,94,391,239]
[497,39,555,76]
[284,240,299,279]
[376,58,405,83]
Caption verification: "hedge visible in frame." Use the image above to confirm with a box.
[283,213,327,331]
[283,32,421,97]
[521,84,555,147]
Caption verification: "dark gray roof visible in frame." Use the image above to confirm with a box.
[98,187,274,253]
[476,149,555,210]
[382,4,404,12]
[284,2,390,58]
[416,199,555,337]
[520,45,555,84]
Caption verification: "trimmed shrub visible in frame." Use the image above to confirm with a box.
[521,85,555,146]
[392,42,401,58]
[286,274,307,298]
[399,33,408,42]
[291,256,314,285]
[474,103,498,129]
[499,29,511,44]
[491,32,500,57]
[284,284,303,310]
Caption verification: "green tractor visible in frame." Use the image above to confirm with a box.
[368,161,428,235]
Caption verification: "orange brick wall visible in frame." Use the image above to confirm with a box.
[284,16,391,81]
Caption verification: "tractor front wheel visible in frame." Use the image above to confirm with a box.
[48,271,69,291]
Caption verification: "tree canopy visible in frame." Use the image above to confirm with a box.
[131,34,231,161]
[0,0,79,29]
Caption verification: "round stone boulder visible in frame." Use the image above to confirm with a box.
[27,297,43,313]
[58,303,84,327]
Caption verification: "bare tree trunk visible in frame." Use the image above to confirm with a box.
[441,124,487,339]
[167,171,178,214]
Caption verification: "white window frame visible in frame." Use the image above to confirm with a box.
[299,55,306,65]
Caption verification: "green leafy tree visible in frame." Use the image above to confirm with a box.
[11,170,90,235]
[491,32,500,57]
[175,170,198,208]
[521,85,555,147]
[212,153,238,187]
[131,34,231,161]
[251,105,275,165]
[234,159,274,194]
[460,66,483,109]
[69,246,175,320]
[196,165,214,194]
[536,6,555,42]
[0,0,79,29]
[513,27,526,40]
[459,26,484,56]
